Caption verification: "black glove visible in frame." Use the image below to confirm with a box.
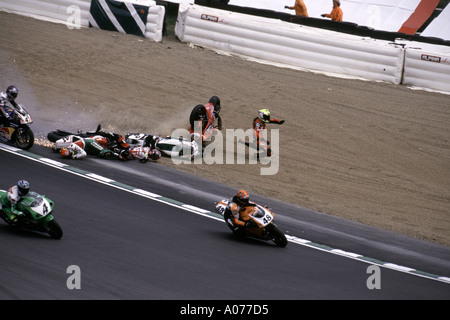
[279,120,285,125]
[284,6,289,9]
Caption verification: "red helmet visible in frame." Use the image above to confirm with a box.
[60,147,70,157]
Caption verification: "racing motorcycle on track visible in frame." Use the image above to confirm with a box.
[215,199,288,247]
[0,189,63,239]
[0,104,34,149]
[125,133,200,160]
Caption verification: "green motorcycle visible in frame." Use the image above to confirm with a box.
[0,190,63,239]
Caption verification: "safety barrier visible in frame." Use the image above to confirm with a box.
[175,3,450,93]
[401,42,450,93]
[0,0,164,42]
[175,3,404,84]
[0,0,91,25]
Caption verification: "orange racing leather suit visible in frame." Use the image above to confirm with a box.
[227,198,256,227]
[251,117,284,157]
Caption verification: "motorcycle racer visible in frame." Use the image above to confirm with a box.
[0,85,19,126]
[244,109,285,157]
[53,135,119,159]
[225,190,257,232]
[128,134,162,162]
[60,143,87,159]
[0,180,30,225]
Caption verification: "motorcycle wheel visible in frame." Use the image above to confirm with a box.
[47,130,69,142]
[0,209,8,223]
[12,126,34,149]
[189,104,206,129]
[46,219,63,239]
[268,224,288,247]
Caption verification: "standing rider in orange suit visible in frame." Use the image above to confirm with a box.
[245,109,285,157]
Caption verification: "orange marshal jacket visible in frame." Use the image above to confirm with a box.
[289,0,308,17]
[325,6,343,21]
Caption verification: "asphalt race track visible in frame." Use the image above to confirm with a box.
[0,144,449,301]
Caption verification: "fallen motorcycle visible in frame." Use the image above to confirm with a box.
[125,133,200,160]
[215,199,288,247]
[47,124,127,148]
[47,125,128,160]
[0,189,63,239]
[188,97,222,144]
[0,104,34,149]
[52,134,119,159]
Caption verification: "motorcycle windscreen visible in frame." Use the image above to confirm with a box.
[252,207,266,218]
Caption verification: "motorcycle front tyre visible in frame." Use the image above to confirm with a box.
[46,219,63,239]
[268,224,288,247]
[189,104,206,129]
[13,126,34,149]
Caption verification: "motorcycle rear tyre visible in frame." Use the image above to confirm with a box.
[46,219,63,239]
[189,104,206,129]
[13,126,34,149]
[47,130,71,142]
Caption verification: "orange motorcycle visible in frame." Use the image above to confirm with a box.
[215,199,288,247]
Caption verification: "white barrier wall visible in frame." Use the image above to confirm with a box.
[145,5,165,41]
[0,0,165,42]
[401,42,450,93]
[0,0,91,26]
[175,3,404,84]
